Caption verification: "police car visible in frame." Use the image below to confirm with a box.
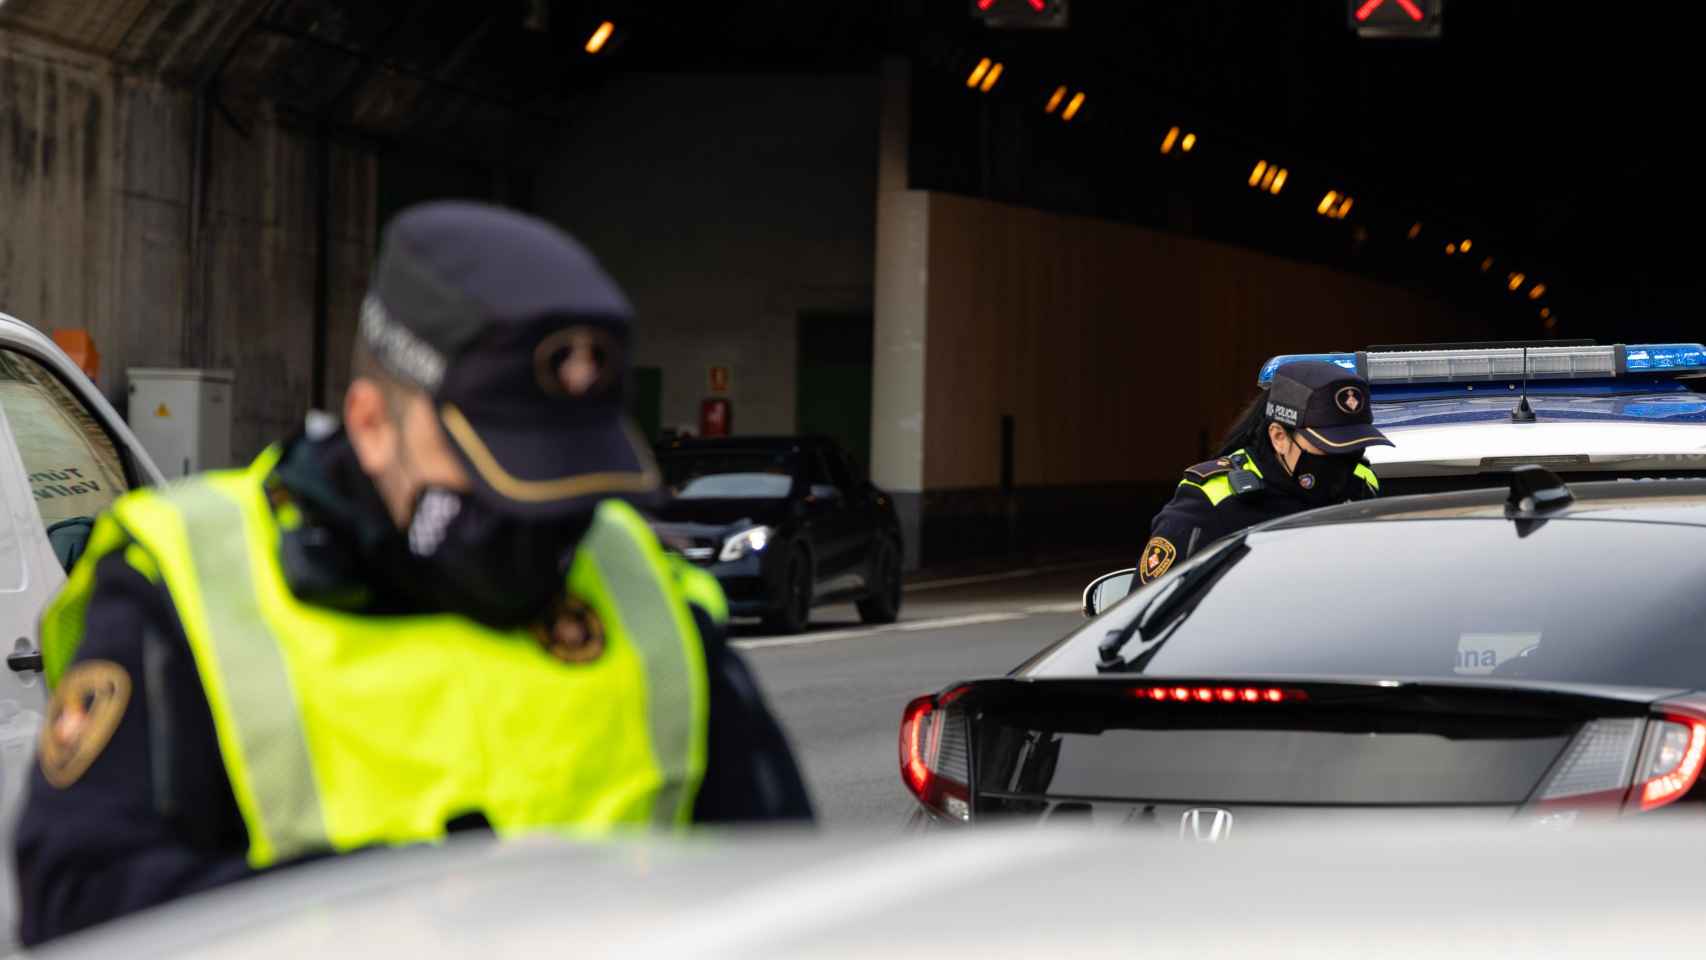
[1256,341,1706,494]
[0,313,163,946]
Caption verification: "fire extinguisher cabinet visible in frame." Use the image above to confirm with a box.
[700,397,732,438]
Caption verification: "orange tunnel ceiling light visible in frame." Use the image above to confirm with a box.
[1045,86,1067,113]
[1249,160,1268,187]
[1062,92,1086,121]
[1162,126,1181,154]
[585,21,615,54]
[979,62,1005,92]
[1317,191,1340,215]
[1180,132,1197,152]
[967,58,992,88]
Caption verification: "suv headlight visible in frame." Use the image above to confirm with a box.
[719,525,774,562]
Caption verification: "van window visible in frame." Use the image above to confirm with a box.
[0,351,130,531]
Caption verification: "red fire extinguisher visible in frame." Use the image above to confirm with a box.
[700,397,732,438]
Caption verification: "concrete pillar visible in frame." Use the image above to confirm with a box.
[870,58,929,570]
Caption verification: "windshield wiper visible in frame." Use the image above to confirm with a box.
[1095,535,1251,673]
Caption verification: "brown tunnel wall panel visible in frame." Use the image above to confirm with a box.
[921,192,1493,494]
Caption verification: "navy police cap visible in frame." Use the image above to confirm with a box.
[360,201,659,516]
[1264,360,1393,452]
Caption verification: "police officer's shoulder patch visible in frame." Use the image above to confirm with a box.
[1182,458,1233,482]
[534,595,607,665]
[1139,536,1178,584]
[40,660,131,789]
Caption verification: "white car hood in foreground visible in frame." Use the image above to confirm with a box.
[34,821,1706,959]
[1369,420,1706,477]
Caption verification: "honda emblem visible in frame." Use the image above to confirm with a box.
[1179,808,1234,843]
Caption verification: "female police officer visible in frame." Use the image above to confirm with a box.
[1136,359,1392,586]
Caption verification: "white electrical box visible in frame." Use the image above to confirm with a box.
[127,368,235,479]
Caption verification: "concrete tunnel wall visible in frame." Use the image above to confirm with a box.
[0,31,377,466]
[531,72,880,439]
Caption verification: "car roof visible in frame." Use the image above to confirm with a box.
[1264,477,1706,530]
[1374,388,1706,428]
[1365,388,1706,478]
[39,826,1706,958]
[0,311,80,356]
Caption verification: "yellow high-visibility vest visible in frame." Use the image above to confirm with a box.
[42,448,713,868]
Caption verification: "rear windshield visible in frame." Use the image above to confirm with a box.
[659,450,797,500]
[1032,518,1706,689]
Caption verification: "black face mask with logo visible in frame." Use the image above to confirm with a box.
[376,488,592,630]
[1284,438,1365,507]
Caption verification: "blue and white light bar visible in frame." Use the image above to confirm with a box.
[1256,343,1706,388]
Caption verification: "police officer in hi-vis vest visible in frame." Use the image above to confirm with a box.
[1137,360,1392,586]
[14,202,811,944]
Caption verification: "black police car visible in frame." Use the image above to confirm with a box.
[652,436,903,633]
[900,470,1706,828]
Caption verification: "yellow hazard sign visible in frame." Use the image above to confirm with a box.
[154,403,170,418]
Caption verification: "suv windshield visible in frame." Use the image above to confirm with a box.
[1033,518,1706,689]
[660,450,798,500]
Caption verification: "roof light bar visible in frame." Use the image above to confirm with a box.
[1256,343,1706,388]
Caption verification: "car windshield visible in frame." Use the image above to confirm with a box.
[660,450,797,499]
[1032,518,1706,690]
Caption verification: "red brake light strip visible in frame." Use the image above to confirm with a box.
[1134,686,1307,704]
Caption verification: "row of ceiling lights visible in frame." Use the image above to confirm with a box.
[1422,223,1554,327]
[968,60,1088,120]
[957,57,1557,331]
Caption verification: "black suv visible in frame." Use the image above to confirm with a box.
[652,436,903,633]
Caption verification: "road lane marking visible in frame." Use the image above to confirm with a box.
[904,558,1121,593]
[732,611,1028,651]
[732,627,887,651]
[1022,601,1084,614]
[894,612,1025,631]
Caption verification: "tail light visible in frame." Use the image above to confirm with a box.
[1633,716,1706,811]
[899,690,972,822]
[1528,704,1706,819]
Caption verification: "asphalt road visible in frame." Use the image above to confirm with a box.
[733,558,1123,828]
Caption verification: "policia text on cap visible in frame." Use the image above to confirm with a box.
[12,202,812,945]
[1137,360,1393,585]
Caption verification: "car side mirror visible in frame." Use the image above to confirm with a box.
[1082,569,1136,617]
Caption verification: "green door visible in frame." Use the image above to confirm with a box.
[628,366,663,444]
[796,312,873,476]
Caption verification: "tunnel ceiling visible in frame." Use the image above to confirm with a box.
[0,1,1694,338]
[0,0,898,143]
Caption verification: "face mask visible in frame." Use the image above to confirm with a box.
[382,487,590,629]
[1286,441,1363,506]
